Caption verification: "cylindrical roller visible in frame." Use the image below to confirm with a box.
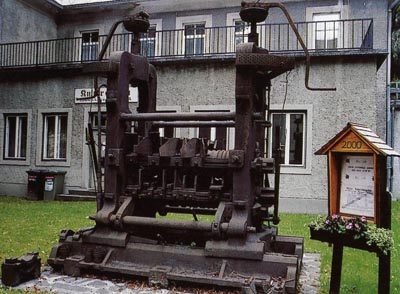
[122,216,213,232]
[120,112,236,122]
[207,150,231,160]
[154,121,235,128]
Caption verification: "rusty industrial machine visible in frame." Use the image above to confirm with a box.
[48,3,333,293]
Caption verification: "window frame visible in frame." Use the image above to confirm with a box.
[270,112,306,166]
[81,30,99,61]
[312,12,341,50]
[234,20,250,48]
[306,5,349,50]
[36,108,72,167]
[42,113,69,161]
[140,26,157,57]
[0,109,32,166]
[268,104,313,174]
[226,12,264,52]
[139,19,162,57]
[176,15,212,56]
[4,114,28,160]
[183,23,206,55]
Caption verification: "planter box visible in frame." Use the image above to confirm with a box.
[309,227,381,254]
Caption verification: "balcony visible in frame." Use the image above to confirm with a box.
[0,19,373,68]
[391,82,400,110]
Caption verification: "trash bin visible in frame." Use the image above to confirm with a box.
[43,171,67,201]
[26,169,48,200]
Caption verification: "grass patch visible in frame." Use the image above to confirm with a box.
[0,196,94,267]
[0,196,398,294]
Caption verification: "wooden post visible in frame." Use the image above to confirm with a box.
[330,244,344,294]
[378,191,391,294]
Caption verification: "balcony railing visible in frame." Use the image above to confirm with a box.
[0,19,373,68]
[391,82,400,100]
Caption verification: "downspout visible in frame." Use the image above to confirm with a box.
[387,0,400,191]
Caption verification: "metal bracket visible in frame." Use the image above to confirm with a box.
[229,150,245,167]
[106,148,123,167]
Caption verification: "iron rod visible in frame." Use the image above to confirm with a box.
[164,205,217,215]
[120,112,236,122]
[154,121,235,127]
[122,216,213,232]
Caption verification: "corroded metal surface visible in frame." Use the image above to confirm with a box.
[48,4,308,294]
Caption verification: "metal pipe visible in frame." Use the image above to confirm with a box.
[121,112,237,121]
[163,205,217,215]
[98,20,124,61]
[153,121,235,128]
[387,0,400,191]
[122,216,213,232]
[95,79,103,211]
[242,2,336,91]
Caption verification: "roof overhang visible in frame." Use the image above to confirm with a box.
[21,0,62,16]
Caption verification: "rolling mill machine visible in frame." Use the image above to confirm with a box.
[48,2,334,293]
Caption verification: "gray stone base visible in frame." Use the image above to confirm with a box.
[1,254,320,294]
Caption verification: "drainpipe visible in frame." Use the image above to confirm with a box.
[387,0,400,191]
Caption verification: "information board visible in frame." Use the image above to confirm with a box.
[339,155,374,217]
[74,87,138,104]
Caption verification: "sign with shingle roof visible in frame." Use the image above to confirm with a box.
[316,122,400,157]
[316,122,399,225]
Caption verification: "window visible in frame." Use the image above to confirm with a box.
[313,13,340,49]
[268,105,312,174]
[81,31,99,61]
[176,15,212,56]
[90,112,107,131]
[270,112,305,166]
[3,114,27,160]
[140,26,156,57]
[43,114,68,160]
[234,20,250,47]
[226,13,252,52]
[184,23,205,55]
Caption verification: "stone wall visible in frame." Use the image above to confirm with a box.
[0,55,383,213]
[0,0,57,42]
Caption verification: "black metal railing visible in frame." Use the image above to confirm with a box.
[0,19,373,68]
[391,82,400,100]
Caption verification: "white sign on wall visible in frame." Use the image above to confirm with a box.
[74,88,138,104]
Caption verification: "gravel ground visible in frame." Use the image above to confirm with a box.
[2,253,320,294]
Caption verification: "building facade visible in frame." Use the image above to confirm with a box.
[0,0,393,213]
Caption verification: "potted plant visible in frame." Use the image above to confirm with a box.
[309,215,394,255]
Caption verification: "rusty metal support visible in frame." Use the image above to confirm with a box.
[153,121,235,128]
[241,1,336,91]
[48,5,312,293]
[120,112,238,121]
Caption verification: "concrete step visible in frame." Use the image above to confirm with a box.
[67,188,96,196]
[56,194,96,201]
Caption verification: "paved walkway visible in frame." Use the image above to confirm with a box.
[4,253,320,294]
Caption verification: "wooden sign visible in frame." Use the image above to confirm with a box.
[316,122,400,225]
